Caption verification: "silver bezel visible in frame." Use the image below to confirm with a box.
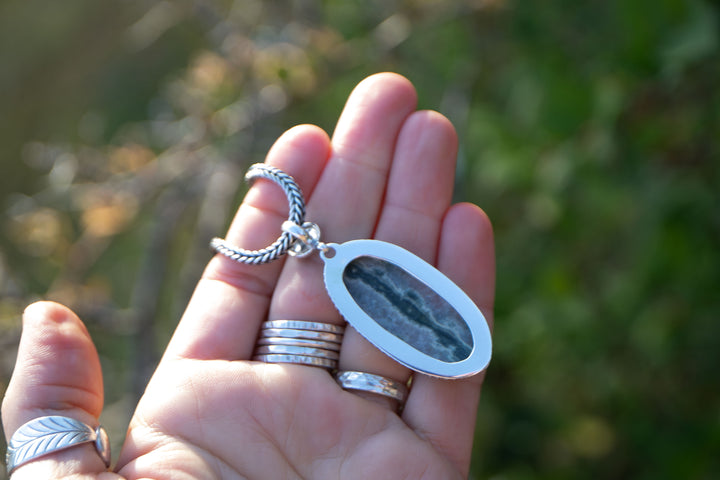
[321,240,492,379]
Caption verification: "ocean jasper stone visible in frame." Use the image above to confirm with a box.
[342,256,473,363]
[321,239,492,378]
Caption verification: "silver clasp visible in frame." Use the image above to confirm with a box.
[282,221,329,257]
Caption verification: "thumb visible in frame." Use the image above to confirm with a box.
[1,302,119,479]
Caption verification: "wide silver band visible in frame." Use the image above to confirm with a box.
[254,321,344,370]
[335,371,409,404]
[6,415,111,475]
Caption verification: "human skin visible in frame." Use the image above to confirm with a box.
[2,72,495,479]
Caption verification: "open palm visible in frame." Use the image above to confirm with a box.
[2,73,495,479]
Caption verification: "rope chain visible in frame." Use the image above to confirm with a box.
[210,164,306,265]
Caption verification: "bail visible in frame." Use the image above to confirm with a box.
[282,221,328,257]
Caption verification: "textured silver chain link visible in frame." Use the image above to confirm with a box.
[210,163,306,264]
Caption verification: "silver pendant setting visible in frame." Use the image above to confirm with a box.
[210,163,492,379]
[320,239,491,378]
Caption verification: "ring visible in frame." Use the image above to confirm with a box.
[255,344,340,360]
[260,328,343,344]
[256,337,342,349]
[254,321,344,370]
[260,320,345,334]
[6,415,111,475]
[335,371,409,404]
[253,354,338,369]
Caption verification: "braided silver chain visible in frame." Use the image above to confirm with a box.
[210,164,306,264]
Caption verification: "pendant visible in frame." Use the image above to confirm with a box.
[319,239,492,378]
[211,163,492,379]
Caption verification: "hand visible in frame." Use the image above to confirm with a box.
[2,73,495,479]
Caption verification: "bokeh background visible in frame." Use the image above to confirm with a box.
[1,0,719,478]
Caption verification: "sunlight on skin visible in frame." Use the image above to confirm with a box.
[2,73,494,480]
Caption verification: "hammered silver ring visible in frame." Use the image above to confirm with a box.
[253,320,345,370]
[335,371,409,404]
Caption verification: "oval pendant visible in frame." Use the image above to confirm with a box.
[320,240,492,378]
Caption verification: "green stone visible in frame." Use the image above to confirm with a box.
[342,256,473,363]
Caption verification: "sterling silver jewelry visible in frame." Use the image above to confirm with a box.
[212,164,492,379]
[6,416,111,475]
[260,320,345,334]
[255,344,340,360]
[210,165,305,264]
[259,328,343,344]
[256,336,342,349]
[252,320,344,370]
[335,371,409,404]
[253,354,337,369]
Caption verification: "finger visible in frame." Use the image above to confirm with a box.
[164,125,330,360]
[402,203,495,477]
[268,73,417,324]
[338,110,459,396]
[1,302,120,479]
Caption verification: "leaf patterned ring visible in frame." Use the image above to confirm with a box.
[6,415,111,475]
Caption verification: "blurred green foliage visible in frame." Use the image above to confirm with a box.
[1,0,719,478]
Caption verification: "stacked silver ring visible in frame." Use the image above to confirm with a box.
[253,320,344,370]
